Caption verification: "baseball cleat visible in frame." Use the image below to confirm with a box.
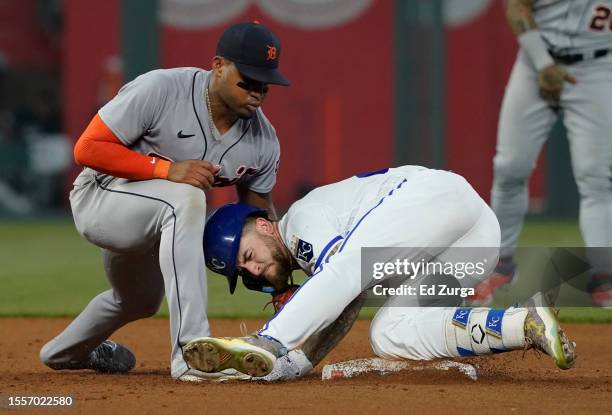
[183,336,283,377]
[523,293,576,370]
[469,258,517,306]
[86,340,136,373]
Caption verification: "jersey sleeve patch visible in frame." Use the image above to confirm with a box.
[293,238,314,263]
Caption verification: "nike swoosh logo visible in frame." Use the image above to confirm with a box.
[177,130,195,139]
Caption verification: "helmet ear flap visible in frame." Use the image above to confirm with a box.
[241,274,275,293]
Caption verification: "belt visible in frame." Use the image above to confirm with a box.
[549,48,611,65]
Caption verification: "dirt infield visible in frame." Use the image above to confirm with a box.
[1,319,610,414]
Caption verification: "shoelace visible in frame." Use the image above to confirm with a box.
[522,337,543,359]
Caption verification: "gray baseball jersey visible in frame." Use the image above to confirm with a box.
[535,0,612,52]
[98,67,280,193]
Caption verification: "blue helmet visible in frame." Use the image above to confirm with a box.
[203,203,266,293]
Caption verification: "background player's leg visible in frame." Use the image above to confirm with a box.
[40,244,165,368]
[492,52,557,259]
[562,60,612,274]
[561,59,612,306]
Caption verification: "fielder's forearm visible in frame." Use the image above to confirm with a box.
[301,292,367,367]
[506,0,555,71]
[74,114,170,180]
[505,0,536,35]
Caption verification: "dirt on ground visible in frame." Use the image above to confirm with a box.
[0,318,610,414]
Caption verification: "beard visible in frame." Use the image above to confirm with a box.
[260,233,293,290]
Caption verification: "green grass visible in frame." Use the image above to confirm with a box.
[1,219,610,322]
[516,219,585,246]
[0,219,273,318]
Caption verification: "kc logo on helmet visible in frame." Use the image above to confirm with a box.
[209,258,226,271]
[266,45,277,60]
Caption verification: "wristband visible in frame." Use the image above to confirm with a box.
[518,30,555,71]
[153,159,171,179]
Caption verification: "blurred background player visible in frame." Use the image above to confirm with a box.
[475,0,612,306]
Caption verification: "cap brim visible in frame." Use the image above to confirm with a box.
[234,61,290,86]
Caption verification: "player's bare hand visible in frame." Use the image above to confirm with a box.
[538,64,577,104]
[167,160,221,189]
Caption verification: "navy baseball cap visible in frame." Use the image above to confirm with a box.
[216,21,290,86]
[203,203,267,293]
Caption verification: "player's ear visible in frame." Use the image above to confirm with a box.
[254,217,273,235]
[211,56,224,76]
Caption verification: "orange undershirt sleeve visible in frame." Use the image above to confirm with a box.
[73,114,171,180]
